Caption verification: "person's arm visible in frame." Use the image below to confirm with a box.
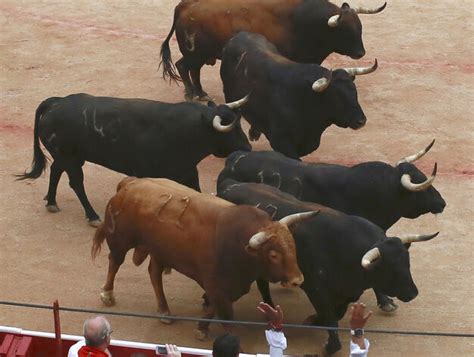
[257,302,287,357]
[349,302,372,357]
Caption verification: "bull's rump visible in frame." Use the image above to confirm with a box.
[38,94,205,176]
[106,178,233,279]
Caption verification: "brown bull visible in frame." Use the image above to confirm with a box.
[92,177,315,339]
[160,0,386,101]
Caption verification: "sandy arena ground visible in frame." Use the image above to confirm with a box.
[1,1,473,355]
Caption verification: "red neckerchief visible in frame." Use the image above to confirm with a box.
[78,345,109,357]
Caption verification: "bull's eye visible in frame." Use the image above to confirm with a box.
[269,250,280,262]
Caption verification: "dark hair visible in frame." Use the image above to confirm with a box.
[212,334,240,357]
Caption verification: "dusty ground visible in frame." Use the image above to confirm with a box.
[0,0,473,356]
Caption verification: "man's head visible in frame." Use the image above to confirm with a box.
[212,333,240,357]
[83,316,112,350]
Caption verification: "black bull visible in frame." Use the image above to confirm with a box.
[17,93,251,226]
[217,179,439,355]
[220,31,378,159]
[218,149,446,312]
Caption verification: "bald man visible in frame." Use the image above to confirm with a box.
[68,316,112,357]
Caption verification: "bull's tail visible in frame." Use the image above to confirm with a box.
[91,217,108,261]
[159,5,182,83]
[16,98,56,180]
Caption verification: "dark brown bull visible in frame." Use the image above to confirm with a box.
[160,0,386,101]
[92,177,316,339]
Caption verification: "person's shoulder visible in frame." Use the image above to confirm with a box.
[67,339,85,356]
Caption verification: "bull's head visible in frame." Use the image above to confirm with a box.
[208,95,252,157]
[312,59,377,130]
[247,210,319,288]
[361,231,439,302]
[395,140,446,218]
[327,2,386,59]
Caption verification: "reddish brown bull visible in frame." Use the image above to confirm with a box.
[160,0,386,101]
[92,177,316,339]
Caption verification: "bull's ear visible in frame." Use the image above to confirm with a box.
[341,2,350,9]
[245,244,259,256]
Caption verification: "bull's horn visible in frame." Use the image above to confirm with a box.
[279,210,320,227]
[226,94,250,109]
[399,232,440,245]
[341,59,378,76]
[212,115,236,133]
[401,162,437,192]
[361,247,381,269]
[353,2,387,14]
[328,13,342,27]
[312,73,332,93]
[248,231,270,249]
[396,139,435,166]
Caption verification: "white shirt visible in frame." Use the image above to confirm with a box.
[67,340,112,357]
[350,338,370,357]
[265,330,287,357]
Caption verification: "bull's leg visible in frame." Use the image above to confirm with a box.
[44,160,64,213]
[148,256,172,324]
[256,278,275,307]
[175,57,195,102]
[190,67,213,102]
[305,291,342,354]
[196,302,215,341]
[64,162,100,226]
[100,251,125,307]
[374,289,398,313]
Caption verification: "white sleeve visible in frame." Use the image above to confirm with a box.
[349,338,370,357]
[265,329,287,357]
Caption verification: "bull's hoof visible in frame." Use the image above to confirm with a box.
[325,340,342,355]
[46,204,60,213]
[100,290,116,307]
[163,267,172,274]
[379,301,399,313]
[196,94,214,102]
[88,218,102,228]
[195,329,208,341]
[184,92,194,102]
[159,312,173,325]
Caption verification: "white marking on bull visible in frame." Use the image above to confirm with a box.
[244,66,248,78]
[155,194,173,221]
[272,172,281,189]
[230,153,248,172]
[265,204,278,219]
[82,108,88,128]
[235,51,247,71]
[292,177,303,199]
[47,133,56,143]
[257,170,264,183]
[184,29,196,52]
[92,108,106,138]
[220,183,243,195]
[107,205,116,233]
[176,196,190,228]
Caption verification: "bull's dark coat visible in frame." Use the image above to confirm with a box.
[220,32,367,158]
[18,93,251,224]
[219,150,446,231]
[218,179,427,354]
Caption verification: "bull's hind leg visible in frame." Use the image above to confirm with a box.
[374,289,398,313]
[44,161,64,213]
[64,161,101,226]
[175,57,195,102]
[190,66,213,102]
[148,256,172,324]
[100,251,126,307]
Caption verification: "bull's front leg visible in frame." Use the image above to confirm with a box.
[374,289,398,312]
[148,256,172,324]
[196,290,233,341]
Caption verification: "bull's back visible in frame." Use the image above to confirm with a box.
[177,0,299,56]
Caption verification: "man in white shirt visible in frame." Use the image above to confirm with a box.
[67,316,113,357]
